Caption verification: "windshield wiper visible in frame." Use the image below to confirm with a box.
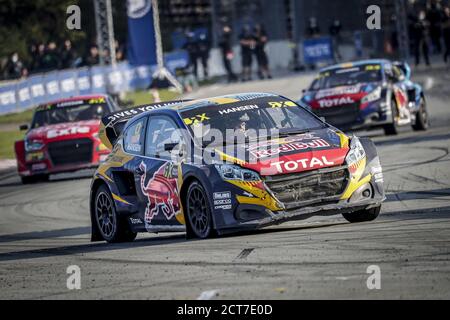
[278,129,311,137]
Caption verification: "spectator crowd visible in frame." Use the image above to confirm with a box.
[218,24,272,84]
[0,40,126,81]
[408,1,450,66]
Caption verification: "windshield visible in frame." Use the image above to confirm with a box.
[311,64,383,90]
[31,99,110,129]
[180,97,325,147]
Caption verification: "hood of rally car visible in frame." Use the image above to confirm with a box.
[216,128,350,176]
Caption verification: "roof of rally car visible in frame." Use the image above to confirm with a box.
[319,59,390,73]
[165,92,280,112]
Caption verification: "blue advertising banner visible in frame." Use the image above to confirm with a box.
[127,0,157,66]
[0,55,189,115]
[303,37,334,64]
[0,84,17,114]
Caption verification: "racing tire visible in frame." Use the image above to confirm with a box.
[412,97,429,131]
[94,185,137,243]
[342,206,381,223]
[383,98,399,135]
[185,181,213,239]
[21,174,49,184]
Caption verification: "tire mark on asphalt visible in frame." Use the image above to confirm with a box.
[380,147,448,173]
[234,248,254,261]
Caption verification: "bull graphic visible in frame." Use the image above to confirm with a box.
[139,161,181,224]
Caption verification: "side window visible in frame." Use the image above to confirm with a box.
[393,66,405,82]
[384,65,395,82]
[123,118,146,155]
[145,116,183,160]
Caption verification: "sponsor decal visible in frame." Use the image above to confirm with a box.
[140,162,181,224]
[268,101,297,108]
[249,138,330,159]
[47,126,90,139]
[218,104,259,115]
[183,113,210,126]
[31,163,47,171]
[318,96,355,108]
[88,97,106,104]
[56,100,84,108]
[105,101,183,124]
[130,217,143,225]
[270,156,335,174]
[213,191,232,210]
[316,85,360,99]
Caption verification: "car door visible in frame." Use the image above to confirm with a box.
[135,115,185,228]
[385,64,410,123]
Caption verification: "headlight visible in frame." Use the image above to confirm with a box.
[361,86,382,103]
[345,136,366,166]
[25,140,44,152]
[302,94,313,103]
[215,164,260,181]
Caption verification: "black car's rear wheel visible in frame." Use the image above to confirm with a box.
[94,185,136,243]
[383,98,399,135]
[21,174,49,184]
[342,206,381,223]
[186,181,213,239]
[412,97,429,131]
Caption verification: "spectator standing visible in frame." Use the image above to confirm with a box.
[329,19,342,61]
[41,42,60,71]
[412,10,431,66]
[253,24,272,79]
[426,2,443,54]
[183,32,200,80]
[218,25,237,83]
[443,6,450,63]
[115,40,126,62]
[85,45,100,66]
[60,40,77,69]
[197,32,210,79]
[31,43,47,73]
[239,25,256,81]
[307,17,321,37]
[5,52,24,79]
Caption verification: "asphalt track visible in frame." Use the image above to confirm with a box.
[0,69,449,299]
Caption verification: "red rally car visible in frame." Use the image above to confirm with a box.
[15,95,119,184]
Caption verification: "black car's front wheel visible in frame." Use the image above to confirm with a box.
[342,206,381,223]
[412,97,429,131]
[94,185,136,243]
[186,181,213,239]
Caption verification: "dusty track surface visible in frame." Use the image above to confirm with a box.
[0,69,449,299]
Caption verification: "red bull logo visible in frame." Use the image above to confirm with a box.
[139,162,181,224]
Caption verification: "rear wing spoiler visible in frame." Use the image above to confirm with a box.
[99,100,190,149]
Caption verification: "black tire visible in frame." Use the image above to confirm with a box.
[342,206,381,223]
[21,176,38,184]
[185,181,213,239]
[21,174,49,184]
[412,97,429,131]
[383,98,399,135]
[94,185,137,243]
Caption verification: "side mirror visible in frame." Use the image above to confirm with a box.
[164,143,178,152]
[19,124,29,131]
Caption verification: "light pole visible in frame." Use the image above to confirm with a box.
[94,0,116,66]
[151,0,183,92]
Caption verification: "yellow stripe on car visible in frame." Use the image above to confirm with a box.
[112,193,131,205]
